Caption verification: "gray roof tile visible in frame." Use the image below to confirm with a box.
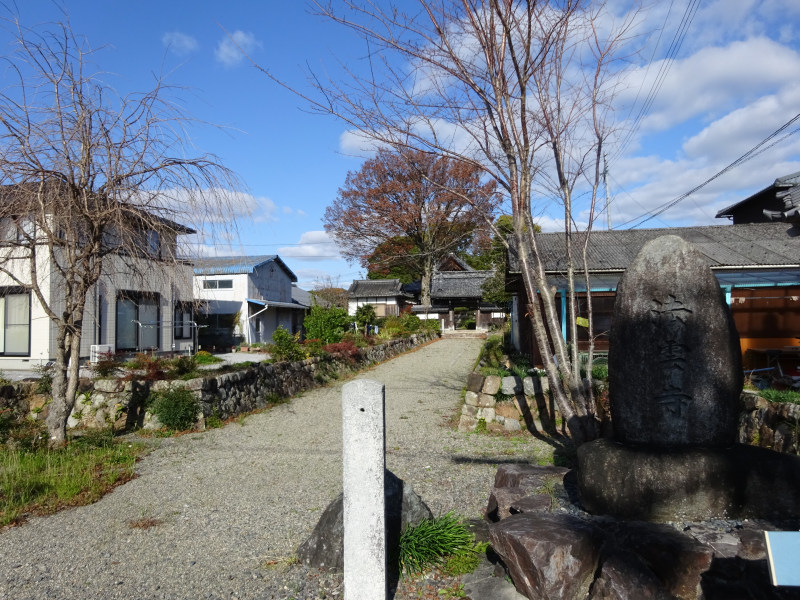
[511,223,800,273]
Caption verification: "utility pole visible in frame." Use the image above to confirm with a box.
[603,153,613,230]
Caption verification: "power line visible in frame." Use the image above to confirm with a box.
[612,0,700,165]
[616,112,800,229]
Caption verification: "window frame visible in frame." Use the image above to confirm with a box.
[0,287,31,356]
[115,291,161,352]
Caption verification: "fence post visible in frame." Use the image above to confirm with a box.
[342,379,387,599]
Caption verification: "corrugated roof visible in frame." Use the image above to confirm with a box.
[348,279,409,298]
[192,255,297,281]
[431,271,494,299]
[510,223,800,273]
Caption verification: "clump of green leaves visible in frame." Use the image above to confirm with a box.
[398,513,482,576]
[269,326,306,362]
[304,305,349,344]
[760,388,800,404]
[148,387,199,431]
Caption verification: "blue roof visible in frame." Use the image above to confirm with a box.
[192,255,297,281]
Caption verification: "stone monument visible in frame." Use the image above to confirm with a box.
[578,235,800,522]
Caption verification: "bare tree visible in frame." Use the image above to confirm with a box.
[255,0,635,443]
[0,19,241,444]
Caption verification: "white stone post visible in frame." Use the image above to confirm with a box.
[342,379,387,600]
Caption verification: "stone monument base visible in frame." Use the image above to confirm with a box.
[577,439,800,523]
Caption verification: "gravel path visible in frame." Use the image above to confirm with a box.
[0,338,553,599]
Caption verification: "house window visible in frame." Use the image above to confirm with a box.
[174,303,193,340]
[146,230,160,258]
[202,279,233,290]
[0,288,30,355]
[116,292,160,351]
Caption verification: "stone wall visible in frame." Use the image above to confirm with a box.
[59,332,438,431]
[738,389,800,455]
[458,372,554,434]
[460,373,800,456]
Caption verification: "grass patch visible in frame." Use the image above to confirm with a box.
[398,512,484,576]
[0,425,147,527]
[760,388,800,404]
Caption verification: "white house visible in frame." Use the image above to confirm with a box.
[0,217,196,369]
[347,279,414,317]
[192,255,308,348]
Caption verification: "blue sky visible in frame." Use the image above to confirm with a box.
[5,1,800,289]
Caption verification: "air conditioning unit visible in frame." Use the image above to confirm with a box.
[90,344,113,364]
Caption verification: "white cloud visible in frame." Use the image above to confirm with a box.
[617,37,800,135]
[278,231,341,261]
[215,30,261,67]
[162,31,199,56]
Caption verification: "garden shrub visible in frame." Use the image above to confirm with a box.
[269,326,306,362]
[171,355,197,376]
[148,387,199,431]
[304,305,349,344]
[322,340,360,363]
[354,304,377,331]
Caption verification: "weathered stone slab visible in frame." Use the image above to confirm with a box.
[458,415,477,432]
[610,521,713,600]
[489,513,602,600]
[461,404,477,417]
[482,375,501,395]
[502,376,523,395]
[466,372,485,393]
[509,495,553,514]
[588,549,673,600]
[477,394,496,408]
[609,235,743,447]
[503,418,521,432]
[464,391,479,407]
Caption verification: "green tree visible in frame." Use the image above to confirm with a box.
[304,305,349,344]
[354,304,377,332]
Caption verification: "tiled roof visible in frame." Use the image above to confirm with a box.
[193,255,297,281]
[431,271,494,299]
[716,171,800,219]
[348,279,409,298]
[508,223,800,273]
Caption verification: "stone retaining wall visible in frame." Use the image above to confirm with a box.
[458,372,553,434]
[50,331,436,431]
[739,389,800,454]
[460,373,800,456]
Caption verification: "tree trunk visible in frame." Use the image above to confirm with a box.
[420,254,434,306]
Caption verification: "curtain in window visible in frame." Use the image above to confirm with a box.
[4,293,29,354]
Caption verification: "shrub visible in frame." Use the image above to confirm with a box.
[322,340,360,363]
[354,304,377,330]
[398,513,478,576]
[33,364,53,394]
[591,364,609,381]
[148,387,199,431]
[302,338,325,357]
[171,355,197,376]
[92,354,119,378]
[399,312,421,333]
[269,326,306,362]
[304,305,349,344]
